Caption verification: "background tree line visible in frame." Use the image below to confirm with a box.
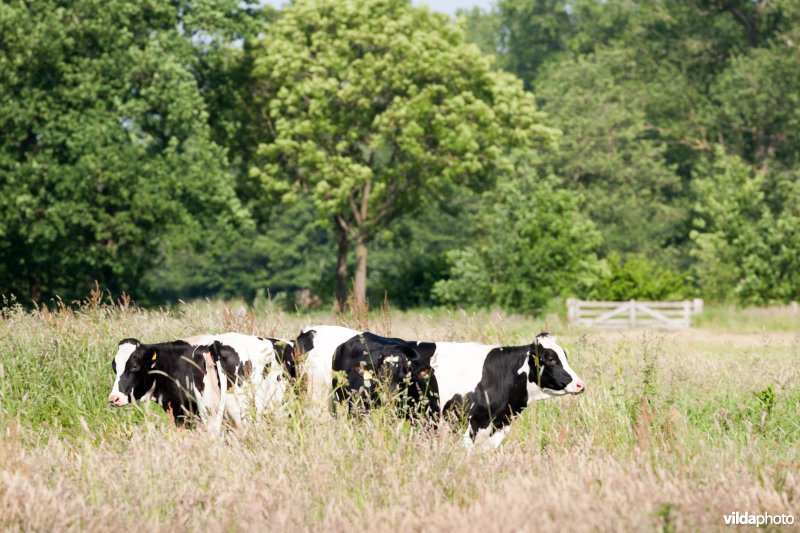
[1,0,797,311]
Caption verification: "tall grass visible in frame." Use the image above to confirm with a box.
[1,300,798,530]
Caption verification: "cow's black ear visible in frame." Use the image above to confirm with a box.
[209,341,224,360]
[400,346,419,365]
[118,337,140,347]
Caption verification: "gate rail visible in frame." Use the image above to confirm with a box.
[567,299,704,330]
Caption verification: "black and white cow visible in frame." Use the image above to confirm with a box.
[328,333,586,449]
[429,333,585,450]
[191,334,294,422]
[292,325,584,450]
[331,332,439,418]
[108,333,290,429]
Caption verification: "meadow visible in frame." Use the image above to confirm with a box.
[0,298,798,531]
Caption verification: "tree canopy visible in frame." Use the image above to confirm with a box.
[249,0,559,308]
[460,0,800,305]
[0,0,259,303]
[432,172,600,313]
[1,0,798,309]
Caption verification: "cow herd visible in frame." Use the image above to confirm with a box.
[108,325,585,450]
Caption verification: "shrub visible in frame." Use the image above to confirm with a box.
[586,253,691,301]
[432,174,600,313]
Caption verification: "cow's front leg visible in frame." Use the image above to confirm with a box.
[470,425,496,452]
[462,426,476,451]
[207,361,228,435]
[464,407,493,453]
[482,425,510,450]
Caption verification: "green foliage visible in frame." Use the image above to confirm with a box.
[461,0,800,305]
[249,0,559,303]
[691,151,800,304]
[368,185,478,308]
[456,7,503,57]
[586,253,691,301]
[488,0,635,87]
[197,5,276,220]
[145,200,336,306]
[432,248,494,308]
[251,0,556,223]
[710,43,800,166]
[754,385,776,417]
[1,0,799,309]
[0,0,254,304]
[432,174,600,313]
[535,49,689,260]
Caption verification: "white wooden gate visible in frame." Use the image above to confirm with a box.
[566,299,703,330]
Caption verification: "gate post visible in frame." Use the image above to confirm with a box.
[566,298,577,325]
[683,300,691,328]
[629,299,636,327]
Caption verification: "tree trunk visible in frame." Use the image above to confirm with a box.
[353,234,368,311]
[334,223,349,313]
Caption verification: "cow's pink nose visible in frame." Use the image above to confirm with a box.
[574,380,586,392]
[109,394,123,406]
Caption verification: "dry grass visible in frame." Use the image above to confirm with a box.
[1,300,798,531]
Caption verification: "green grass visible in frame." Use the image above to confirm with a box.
[694,303,800,332]
[0,300,798,530]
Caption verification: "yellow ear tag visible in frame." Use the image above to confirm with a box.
[151,352,157,361]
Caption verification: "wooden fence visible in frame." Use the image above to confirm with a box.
[566,298,704,330]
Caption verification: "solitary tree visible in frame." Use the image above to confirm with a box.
[251,0,558,309]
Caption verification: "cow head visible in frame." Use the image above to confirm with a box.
[266,338,297,379]
[379,346,439,414]
[292,329,316,370]
[378,351,430,392]
[342,342,438,413]
[526,333,585,401]
[108,338,158,406]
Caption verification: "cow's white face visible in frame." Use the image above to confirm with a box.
[524,334,585,402]
[108,339,154,406]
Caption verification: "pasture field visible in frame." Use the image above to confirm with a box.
[0,300,798,531]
